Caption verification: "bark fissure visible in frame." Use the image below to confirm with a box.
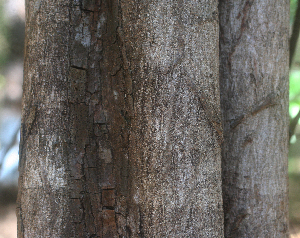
[19,0,225,237]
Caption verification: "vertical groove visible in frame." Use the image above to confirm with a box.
[18,0,225,237]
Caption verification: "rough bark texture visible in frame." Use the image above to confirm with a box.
[122,1,223,237]
[219,1,289,237]
[18,0,224,237]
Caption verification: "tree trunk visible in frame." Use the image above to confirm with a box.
[18,0,224,237]
[219,1,289,237]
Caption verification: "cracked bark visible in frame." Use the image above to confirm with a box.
[18,0,224,237]
[219,1,289,237]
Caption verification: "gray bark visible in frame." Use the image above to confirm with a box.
[121,1,223,237]
[18,0,224,237]
[219,1,289,237]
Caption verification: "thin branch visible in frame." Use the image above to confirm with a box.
[289,109,300,141]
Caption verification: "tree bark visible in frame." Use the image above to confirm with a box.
[18,0,224,237]
[219,1,289,237]
[121,1,223,237]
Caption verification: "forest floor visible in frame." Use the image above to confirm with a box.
[0,204,16,238]
[291,222,300,238]
[290,173,300,238]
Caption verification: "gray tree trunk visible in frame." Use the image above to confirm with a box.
[219,1,289,237]
[18,0,224,237]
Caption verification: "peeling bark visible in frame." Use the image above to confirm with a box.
[18,0,224,237]
[219,1,289,237]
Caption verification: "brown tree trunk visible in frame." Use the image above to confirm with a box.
[18,0,224,237]
[121,1,224,237]
[219,1,289,237]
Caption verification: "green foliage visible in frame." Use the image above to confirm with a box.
[291,0,298,24]
[290,1,300,118]
[290,70,300,117]
[290,70,300,100]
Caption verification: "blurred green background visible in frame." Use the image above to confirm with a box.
[0,0,24,237]
[290,0,300,232]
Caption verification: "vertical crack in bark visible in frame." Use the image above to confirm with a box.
[227,0,254,73]
[19,0,224,236]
